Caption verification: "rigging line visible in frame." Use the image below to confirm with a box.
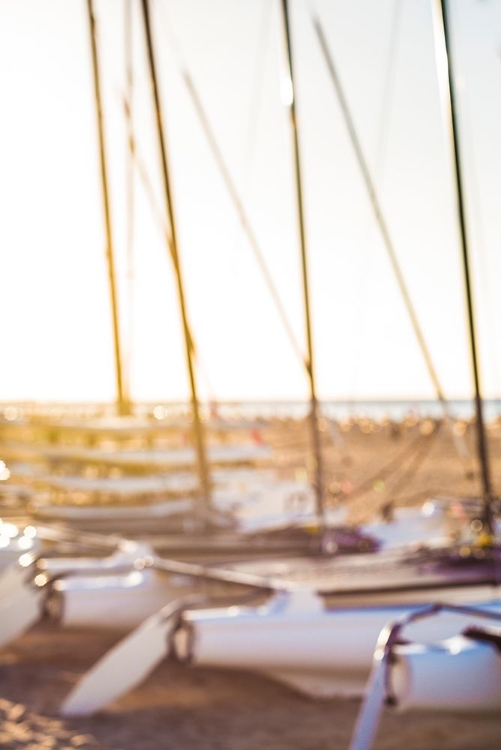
[139,0,211,511]
[310,11,472,471]
[120,97,171,261]
[280,0,326,538]
[345,0,402,410]
[373,0,402,186]
[227,0,274,285]
[454,1,501,394]
[346,428,436,504]
[119,89,202,375]
[120,89,217,410]
[308,0,403,418]
[124,0,135,404]
[311,13,444,401]
[240,0,274,205]
[385,422,442,502]
[302,1,389,416]
[155,0,273,411]
[155,0,307,373]
[183,71,308,372]
[434,0,493,531]
[86,0,129,417]
[384,488,436,507]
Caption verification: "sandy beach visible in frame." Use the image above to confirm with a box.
[1,623,501,750]
[3,0,501,744]
[1,415,501,749]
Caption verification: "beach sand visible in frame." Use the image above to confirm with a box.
[1,416,501,749]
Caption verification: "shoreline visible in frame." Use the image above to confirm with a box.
[0,420,500,748]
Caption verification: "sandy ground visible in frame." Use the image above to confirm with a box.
[1,416,501,749]
[1,624,501,750]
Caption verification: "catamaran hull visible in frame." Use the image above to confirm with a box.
[389,634,501,711]
[53,570,194,630]
[172,588,501,698]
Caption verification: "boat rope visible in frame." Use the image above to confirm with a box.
[452,2,501,393]
[343,0,402,416]
[238,0,273,216]
[123,0,135,404]
[223,0,274,336]
[435,0,494,530]
[155,0,308,373]
[280,0,326,536]
[183,74,308,373]
[373,0,402,187]
[119,90,220,411]
[139,0,212,512]
[86,0,130,416]
[308,7,472,475]
[381,420,442,505]
[107,20,217,432]
[156,0,273,419]
[345,427,440,508]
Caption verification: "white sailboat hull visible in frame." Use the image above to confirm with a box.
[389,634,501,711]
[54,569,193,630]
[0,525,39,572]
[173,588,501,698]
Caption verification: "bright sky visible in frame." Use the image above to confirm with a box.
[1,0,501,405]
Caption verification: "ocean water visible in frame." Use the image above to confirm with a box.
[208,398,501,422]
[143,398,501,423]
[2,398,501,423]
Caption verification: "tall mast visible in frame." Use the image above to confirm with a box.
[86,0,130,416]
[280,0,325,538]
[433,0,493,531]
[139,0,211,512]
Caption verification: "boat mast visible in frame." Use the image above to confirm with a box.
[86,0,130,416]
[139,0,211,513]
[123,0,134,410]
[433,0,493,532]
[280,0,326,539]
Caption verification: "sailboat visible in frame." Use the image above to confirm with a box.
[0,0,379,633]
[349,604,501,750]
[1,4,498,725]
[54,0,501,717]
[48,537,499,716]
[1,0,475,548]
[0,0,339,548]
[349,2,501,742]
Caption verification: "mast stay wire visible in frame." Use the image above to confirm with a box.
[154,0,308,374]
[307,3,472,475]
[121,111,215,408]
[231,0,274,274]
[90,5,215,410]
[156,4,342,500]
[373,0,402,187]
[345,0,402,413]
[117,2,305,407]
[453,1,501,395]
[121,2,444,498]
[156,0,274,410]
[383,422,442,505]
[118,90,221,404]
[123,0,135,405]
[92,3,314,424]
[86,0,129,416]
[346,424,442,519]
